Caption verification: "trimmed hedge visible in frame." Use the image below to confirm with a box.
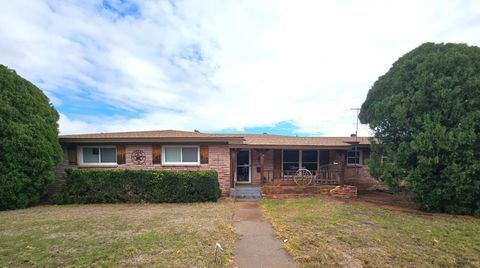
[54,169,221,204]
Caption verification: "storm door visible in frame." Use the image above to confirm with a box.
[236,150,251,183]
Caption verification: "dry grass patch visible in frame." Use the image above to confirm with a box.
[0,201,236,267]
[260,197,480,268]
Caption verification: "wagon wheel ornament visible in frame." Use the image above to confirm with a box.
[294,168,313,186]
[131,150,146,165]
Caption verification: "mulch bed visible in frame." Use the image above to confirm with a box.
[353,190,416,210]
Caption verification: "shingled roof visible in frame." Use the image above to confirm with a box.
[59,130,371,147]
[239,134,370,146]
[60,130,243,139]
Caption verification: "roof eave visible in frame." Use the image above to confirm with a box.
[59,137,244,144]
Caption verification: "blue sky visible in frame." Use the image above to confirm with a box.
[218,121,317,136]
[1,0,480,136]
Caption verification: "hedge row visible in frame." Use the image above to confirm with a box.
[54,169,220,204]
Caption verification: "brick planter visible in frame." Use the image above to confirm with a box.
[262,185,357,199]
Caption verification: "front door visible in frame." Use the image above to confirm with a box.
[236,150,251,183]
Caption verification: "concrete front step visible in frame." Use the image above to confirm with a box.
[231,187,262,201]
[234,191,261,195]
[230,187,262,194]
[234,187,262,191]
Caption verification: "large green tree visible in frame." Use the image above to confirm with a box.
[360,43,480,215]
[0,65,62,210]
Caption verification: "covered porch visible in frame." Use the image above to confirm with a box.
[229,146,369,188]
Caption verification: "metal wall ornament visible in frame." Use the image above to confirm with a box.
[131,150,146,165]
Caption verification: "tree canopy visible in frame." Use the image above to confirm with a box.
[0,65,62,210]
[359,43,480,215]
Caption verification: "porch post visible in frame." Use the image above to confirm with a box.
[338,150,345,186]
[340,163,345,187]
[259,151,265,185]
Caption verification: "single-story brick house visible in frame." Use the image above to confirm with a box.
[53,130,384,197]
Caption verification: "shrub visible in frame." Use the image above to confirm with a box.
[360,43,480,215]
[0,65,62,210]
[54,169,221,204]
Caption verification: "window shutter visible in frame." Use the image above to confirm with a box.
[117,145,126,164]
[273,149,282,179]
[152,145,162,164]
[200,145,209,164]
[67,145,77,165]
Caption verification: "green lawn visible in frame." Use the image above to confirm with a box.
[261,197,480,267]
[0,201,236,267]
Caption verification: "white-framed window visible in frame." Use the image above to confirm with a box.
[282,150,318,176]
[78,146,117,166]
[347,149,362,165]
[162,145,200,165]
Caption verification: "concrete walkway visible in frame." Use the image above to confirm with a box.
[234,202,294,268]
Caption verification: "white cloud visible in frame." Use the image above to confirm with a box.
[1,0,480,136]
[58,113,100,135]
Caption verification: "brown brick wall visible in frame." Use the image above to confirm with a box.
[251,149,274,185]
[326,149,386,191]
[53,143,232,196]
[344,165,387,191]
[48,148,70,198]
[52,145,385,197]
[125,145,154,168]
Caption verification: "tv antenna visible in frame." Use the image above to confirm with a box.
[350,108,360,138]
[350,108,361,173]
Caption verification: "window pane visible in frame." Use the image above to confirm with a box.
[347,151,360,157]
[347,158,358,165]
[283,163,299,176]
[237,150,249,165]
[100,148,116,163]
[347,150,360,164]
[283,150,299,162]
[319,150,330,165]
[302,163,318,172]
[182,147,198,162]
[237,166,249,181]
[165,147,181,162]
[302,150,318,162]
[83,148,99,163]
